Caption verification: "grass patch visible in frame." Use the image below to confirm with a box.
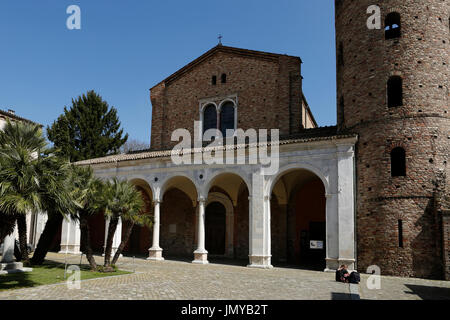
[0,260,131,291]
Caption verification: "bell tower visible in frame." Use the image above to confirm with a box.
[335,0,450,278]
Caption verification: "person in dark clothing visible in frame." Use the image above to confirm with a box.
[336,265,350,283]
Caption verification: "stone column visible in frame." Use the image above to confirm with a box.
[248,173,273,269]
[193,198,208,264]
[148,200,164,261]
[1,233,32,274]
[59,218,81,254]
[325,193,339,272]
[1,234,15,263]
[113,218,122,256]
[336,144,356,270]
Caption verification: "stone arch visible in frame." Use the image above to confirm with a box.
[218,98,237,112]
[268,164,328,269]
[267,163,330,197]
[159,174,199,258]
[128,177,154,199]
[202,169,251,202]
[127,176,155,199]
[200,101,219,113]
[159,173,199,205]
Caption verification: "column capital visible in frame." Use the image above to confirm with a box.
[154,199,162,205]
[198,197,207,204]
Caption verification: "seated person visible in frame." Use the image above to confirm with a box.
[335,265,350,283]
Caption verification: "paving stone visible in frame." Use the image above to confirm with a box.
[0,253,449,300]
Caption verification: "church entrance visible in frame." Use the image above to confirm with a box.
[205,202,226,255]
[271,169,326,270]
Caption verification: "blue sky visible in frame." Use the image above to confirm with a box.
[0,0,337,144]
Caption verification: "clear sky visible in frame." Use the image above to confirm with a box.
[0,0,337,144]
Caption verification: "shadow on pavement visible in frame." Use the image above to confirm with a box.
[404,284,450,300]
[331,292,361,300]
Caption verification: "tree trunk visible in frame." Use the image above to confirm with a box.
[0,214,17,242]
[16,214,29,264]
[79,214,97,271]
[104,217,119,267]
[111,221,134,266]
[30,213,63,265]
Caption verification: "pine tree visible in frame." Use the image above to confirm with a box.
[47,90,128,162]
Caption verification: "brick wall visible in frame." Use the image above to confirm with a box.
[149,46,304,151]
[336,0,450,278]
[443,211,450,280]
[160,189,196,257]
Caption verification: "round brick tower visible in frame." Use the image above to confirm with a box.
[335,0,450,278]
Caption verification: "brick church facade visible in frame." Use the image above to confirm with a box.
[55,0,449,280]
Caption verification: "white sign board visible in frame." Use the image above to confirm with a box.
[310,240,324,250]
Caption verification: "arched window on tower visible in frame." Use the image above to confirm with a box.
[385,12,401,39]
[391,147,406,177]
[387,76,403,108]
[203,104,217,134]
[220,101,235,137]
[221,73,227,84]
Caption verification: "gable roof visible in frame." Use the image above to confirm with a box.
[75,126,357,166]
[0,109,41,126]
[150,45,302,90]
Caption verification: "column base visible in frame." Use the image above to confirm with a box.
[0,262,33,274]
[147,248,164,261]
[58,245,81,255]
[192,250,209,264]
[247,255,273,269]
[325,258,355,272]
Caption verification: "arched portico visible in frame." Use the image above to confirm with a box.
[262,149,356,271]
[75,136,356,272]
[149,174,199,261]
[270,168,327,270]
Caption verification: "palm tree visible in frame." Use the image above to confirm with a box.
[110,198,152,267]
[102,178,149,270]
[30,154,76,265]
[70,165,104,271]
[0,120,47,264]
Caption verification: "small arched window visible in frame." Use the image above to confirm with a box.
[221,73,227,84]
[220,102,235,137]
[385,12,401,39]
[212,76,217,85]
[391,147,406,177]
[387,76,403,108]
[203,104,217,134]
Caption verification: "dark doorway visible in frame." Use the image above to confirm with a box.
[299,221,326,270]
[205,202,226,255]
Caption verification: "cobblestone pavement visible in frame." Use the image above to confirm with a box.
[0,253,449,300]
